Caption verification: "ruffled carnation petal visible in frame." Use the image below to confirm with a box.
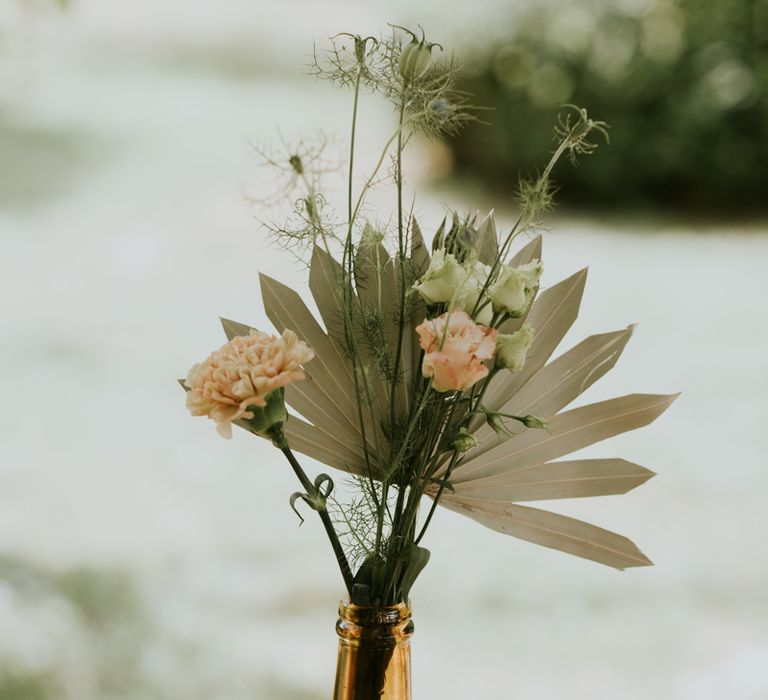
[185,329,314,439]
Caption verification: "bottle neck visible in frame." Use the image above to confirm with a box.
[333,600,413,700]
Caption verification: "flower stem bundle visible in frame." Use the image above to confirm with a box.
[181,26,676,607]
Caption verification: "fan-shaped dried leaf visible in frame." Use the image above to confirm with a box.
[452,393,678,483]
[283,416,369,476]
[468,326,634,458]
[448,458,654,501]
[410,217,430,274]
[260,273,384,450]
[220,317,254,341]
[509,234,542,268]
[311,246,389,419]
[309,246,348,350]
[438,496,652,569]
[476,211,499,265]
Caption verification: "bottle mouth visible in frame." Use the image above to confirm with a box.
[338,599,412,627]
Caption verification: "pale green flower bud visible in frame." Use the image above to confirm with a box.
[487,260,543,316]
[520,415,547,429]
[412,248,465,304]
[495,324,535,372]
[452,428,478,453]
[399,39,435,81]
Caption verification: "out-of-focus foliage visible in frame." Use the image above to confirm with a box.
[450,0,768,212]
[0,558,147,700]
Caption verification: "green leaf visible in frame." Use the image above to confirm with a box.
[398,545,431,600]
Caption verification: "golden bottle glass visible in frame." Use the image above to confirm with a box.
[332,599,414,699]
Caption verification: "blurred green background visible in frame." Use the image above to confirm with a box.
[450,0,768,213]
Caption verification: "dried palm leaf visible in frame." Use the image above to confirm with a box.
[216,226,675,569]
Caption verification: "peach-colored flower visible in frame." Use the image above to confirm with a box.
[185,329,314,439]
[415,311,497,393]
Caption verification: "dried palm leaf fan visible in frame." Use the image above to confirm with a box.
[221,211,676,571]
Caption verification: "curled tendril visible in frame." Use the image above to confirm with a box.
[289,473,336,525]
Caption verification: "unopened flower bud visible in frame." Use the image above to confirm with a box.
[452,429,478,453]
[521,414,547,429]
[399,31,442,81]
[399,40,433,80]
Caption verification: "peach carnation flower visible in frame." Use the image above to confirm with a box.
[415,310,497,393]
[185,329,314,439]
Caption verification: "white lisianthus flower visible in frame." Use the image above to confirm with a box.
[495,323,535,372]
[412,249,466,304]
[458,257,493,325]
[487,260,543,316]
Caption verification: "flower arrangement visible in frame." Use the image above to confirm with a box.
[181,26,676,616]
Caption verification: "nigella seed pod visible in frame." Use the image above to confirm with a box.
[395,26,443,82]
[399,39,434,81]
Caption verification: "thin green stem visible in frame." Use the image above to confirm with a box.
[348,114,419,230]
[389,96,408,433]
[414,450,460,545]
[297,172,332,257]
[341,68,382,514]
[378,95,410,565]
[279,445,354,595]
[469,135,575,320]
[347,73,360,229]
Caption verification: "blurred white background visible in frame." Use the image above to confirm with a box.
[1,1,767,698]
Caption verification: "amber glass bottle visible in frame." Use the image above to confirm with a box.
[332,600,413,699]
